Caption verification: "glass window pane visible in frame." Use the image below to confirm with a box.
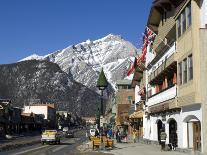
[183,59,187,83]
[188,55,193,80]
[182,11,186,33]
[186,3,192,27]
[179,62,182,85]
[177,16,181,38]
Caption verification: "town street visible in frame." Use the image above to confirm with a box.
[0,130,87,155]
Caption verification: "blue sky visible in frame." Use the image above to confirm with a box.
[0,0,152,64]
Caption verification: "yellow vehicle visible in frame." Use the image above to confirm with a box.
[41,130,60,144]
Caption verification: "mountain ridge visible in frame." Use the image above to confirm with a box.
[20,34,140,91]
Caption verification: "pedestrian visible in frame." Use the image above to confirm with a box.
[160,129,167,151]
[132,129,136,143]
[95,129,99,137]
[107,128,113,139]
[171,131,177,150]
[116,129,121,143]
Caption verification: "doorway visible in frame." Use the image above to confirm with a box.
[157,120,163,143]
[169,119,177,146]
[193,121,201,151]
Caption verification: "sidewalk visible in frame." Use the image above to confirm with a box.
[0,133,41,152]
[101,142,200,155]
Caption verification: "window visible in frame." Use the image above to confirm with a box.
[183,59,187,84]
[176,2,191,38]
[182,11,186,33]
[128,96,133,104]
[178,62,182,85]
[186,3,192,27]
[188,55,193,80]
[177,16,181,38]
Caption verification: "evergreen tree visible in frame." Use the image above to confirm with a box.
[97,68,108,89]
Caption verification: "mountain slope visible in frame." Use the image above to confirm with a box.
[21,34,139,90]
[0,60,101,116]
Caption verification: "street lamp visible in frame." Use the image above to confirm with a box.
[96,68,108,140]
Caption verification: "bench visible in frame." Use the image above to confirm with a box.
[105,139,114,148]
[92,139,101,150]
[92,138,114,150]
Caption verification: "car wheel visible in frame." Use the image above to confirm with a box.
[41,142,44,145]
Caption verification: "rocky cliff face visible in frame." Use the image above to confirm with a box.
[0,60,101,116]
[21,34,139,90]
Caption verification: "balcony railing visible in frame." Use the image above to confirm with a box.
[147,85,176,107]
[148,42,176,83]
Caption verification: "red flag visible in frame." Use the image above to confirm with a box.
[127,57,137,76]
[141,26,156,61]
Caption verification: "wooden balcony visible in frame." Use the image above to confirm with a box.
[148,53,176,85]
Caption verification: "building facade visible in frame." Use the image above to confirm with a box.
[115,79,135,138]
[142,0,207,153]
[23,103,56,128]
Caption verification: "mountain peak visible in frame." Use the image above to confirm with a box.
[20,34,138,90]
[94,34,122,43]
[19,54,44,62]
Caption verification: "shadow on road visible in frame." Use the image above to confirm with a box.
[59,142,73,145]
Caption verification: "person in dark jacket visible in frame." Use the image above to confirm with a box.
[171,131,177,150]
[160,129,167,151]
[116,129,121,143]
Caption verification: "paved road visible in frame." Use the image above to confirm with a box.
[0,130,87,155]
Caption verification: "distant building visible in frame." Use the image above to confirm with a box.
[115,79,134,136]
[82,117,96,125]
[23,103,56,128]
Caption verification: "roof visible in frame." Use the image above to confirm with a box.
[25,103,56,109]
[116,79,132,86]
[147,0,183,32]
[21,113,33,117]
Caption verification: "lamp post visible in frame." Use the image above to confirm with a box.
[96,68,108,144]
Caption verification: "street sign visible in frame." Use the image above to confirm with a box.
[100,116,104,127]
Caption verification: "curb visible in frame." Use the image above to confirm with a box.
[0,140,40,152]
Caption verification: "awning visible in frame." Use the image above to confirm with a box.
[129,111,144,119]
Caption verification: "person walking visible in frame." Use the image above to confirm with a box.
[107,128,113,139]
[160,129,167,151]
[171,131,177,150]
[116,129,121,143]
[132,129,136,143]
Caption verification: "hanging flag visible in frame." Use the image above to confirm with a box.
[141,26,157,61]
[127,57,137,76]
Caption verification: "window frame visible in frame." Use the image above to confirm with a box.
[181,10,186,34]
[186,3,192,28]
[183,58,187,84]
[178,62,183,85]
[188,54,193,81]
[177,16,182,38]
[176,2,191,39]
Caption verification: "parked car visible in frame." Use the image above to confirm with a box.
[41,130,60,144]
[65,131,74,138]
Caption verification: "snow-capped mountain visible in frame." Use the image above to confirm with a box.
[21,34,140,91]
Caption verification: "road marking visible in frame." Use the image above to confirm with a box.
[12,145,48,155]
